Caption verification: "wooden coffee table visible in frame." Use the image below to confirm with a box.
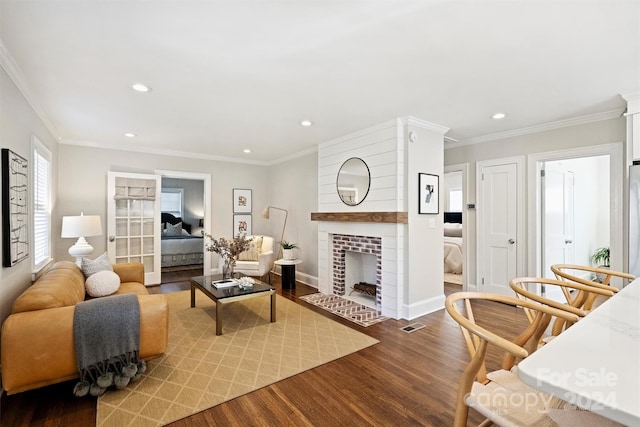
[190,275,276,335]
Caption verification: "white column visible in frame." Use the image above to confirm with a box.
[622,93,640,161]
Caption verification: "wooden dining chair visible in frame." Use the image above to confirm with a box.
[509,277,615,340]
[445,292,581,427]
[550,264,635,310]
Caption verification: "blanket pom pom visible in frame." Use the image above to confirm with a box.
[89,383,106,397]
[114,374,130,390]
[122,363,138,378]
[97,372,114,388]
[73,381,90,397]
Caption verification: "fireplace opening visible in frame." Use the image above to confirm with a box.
[345,251,377,308]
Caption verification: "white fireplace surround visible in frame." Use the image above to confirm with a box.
[317,221,405,319]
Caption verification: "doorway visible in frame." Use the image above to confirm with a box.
[540,156,610,300]
[155,169,213,277]
[444,163,468,290]
[528,143,622,290]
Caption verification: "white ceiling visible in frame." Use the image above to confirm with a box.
[1,0,639,164]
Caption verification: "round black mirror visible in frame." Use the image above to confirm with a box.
[336,157,371,206]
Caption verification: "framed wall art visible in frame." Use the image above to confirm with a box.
[418,173,439,214]
[2,149,29,267]
[233,188,252,213]
[233,214,252,237]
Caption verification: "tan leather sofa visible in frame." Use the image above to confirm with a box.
[1,261,168,395]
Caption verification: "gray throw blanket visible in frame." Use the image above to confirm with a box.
[73,293,145,397]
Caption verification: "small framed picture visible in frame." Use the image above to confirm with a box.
[419,173,439,214]
[233,188,252,213]
[233,214,252,237]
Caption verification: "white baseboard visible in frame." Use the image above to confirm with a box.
[271,270,318,288]
[402,294,446,320]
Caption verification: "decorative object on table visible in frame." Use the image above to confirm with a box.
[590,245,610,282]
[203,232,253,279]
[233,214,252,236]
[61,213,103,266]
[262,205,288,259]
[238,276,255,289]
[281,240,298,260]
[418,173,439,214]
[232,188,252,213]
[2,148,29,267]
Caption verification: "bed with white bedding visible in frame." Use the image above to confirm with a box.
[444,235,463,274]
[161,212,203,268]
[444,212,463,275]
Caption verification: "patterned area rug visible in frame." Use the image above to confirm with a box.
[97,290,378,426]
[299,293,389,327]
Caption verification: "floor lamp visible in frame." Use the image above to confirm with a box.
[262,205,288,259]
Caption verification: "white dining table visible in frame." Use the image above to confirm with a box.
[517,278,640,426]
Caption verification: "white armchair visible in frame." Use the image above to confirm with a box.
[233,235,275,284]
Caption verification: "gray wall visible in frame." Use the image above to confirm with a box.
[266,152,318,285]
[0,67,59,325]
[444,116,626,285]
[55,144,272,262]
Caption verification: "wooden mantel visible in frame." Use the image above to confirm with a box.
[310,212,408,224]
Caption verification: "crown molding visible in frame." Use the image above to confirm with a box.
[266,144,318,166]
[445,109,624,149]
[60,139,270,166]
[0,39,61,141]
[621,92,640,115]
[401,116,450,135]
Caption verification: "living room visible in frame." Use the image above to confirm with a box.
[1,1,639,426]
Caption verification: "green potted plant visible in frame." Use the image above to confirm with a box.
[281,240,298,260]
[590,246,610,282]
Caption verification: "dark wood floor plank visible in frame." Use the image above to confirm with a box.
[1,271,528,426]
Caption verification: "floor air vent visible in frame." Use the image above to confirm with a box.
[400,323,425,333]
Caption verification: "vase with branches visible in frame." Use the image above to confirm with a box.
[203,232,253,279]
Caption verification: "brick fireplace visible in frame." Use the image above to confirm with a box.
[332,234,382,309]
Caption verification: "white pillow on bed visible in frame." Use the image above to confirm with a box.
[181,229,191,236]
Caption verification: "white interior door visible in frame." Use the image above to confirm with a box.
[542,162,575,280]
[478,159,522,296]
[107,171,161,285]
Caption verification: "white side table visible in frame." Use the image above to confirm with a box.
[274,259,302,290]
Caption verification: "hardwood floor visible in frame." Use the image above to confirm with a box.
[1,273,530,426]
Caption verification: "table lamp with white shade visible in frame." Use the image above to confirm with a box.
[61,213,103,266]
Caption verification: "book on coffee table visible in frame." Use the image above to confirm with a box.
[212,279,237,289]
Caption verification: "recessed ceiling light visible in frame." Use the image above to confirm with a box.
[124,132,136,138]
[131,83,151,93]
[492,113,506,119]
[243,149,252,154]
[300,120,313,127]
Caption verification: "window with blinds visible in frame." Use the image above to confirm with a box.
[161,188,183,218]
[33,137,51,271]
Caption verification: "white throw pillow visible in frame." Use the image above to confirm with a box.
[85,270,121,297]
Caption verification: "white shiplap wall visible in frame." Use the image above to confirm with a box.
[318,119,405,212]
[317,119,407,318]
